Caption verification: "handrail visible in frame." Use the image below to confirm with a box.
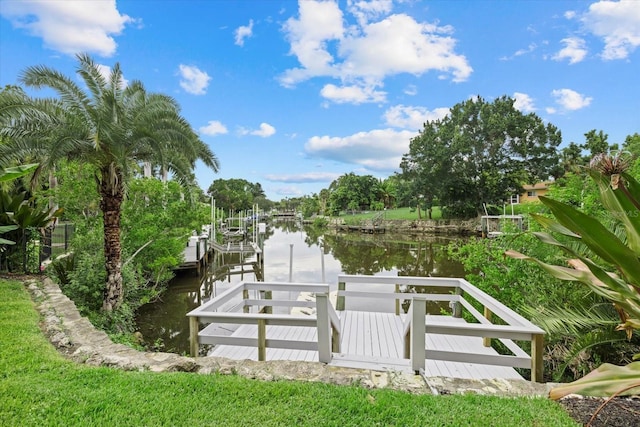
[187,281,340,363]
[338,274,546,382]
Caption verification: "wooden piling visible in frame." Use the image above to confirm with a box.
[189,316,199,357]
[483,307,493,347]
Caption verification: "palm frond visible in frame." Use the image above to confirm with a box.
[523,302,620,336]
[554,328,629,381]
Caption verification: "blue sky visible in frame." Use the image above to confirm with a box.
[1,0,639,201]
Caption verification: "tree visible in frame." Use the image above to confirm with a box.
[583,129,612,158]
[623,133,640,157]
[0,54,219,311]
[207,178,262,212]
[377,178,397,209]
[327,173,381,215]
[560,142,584,173]
[400,96,561,217]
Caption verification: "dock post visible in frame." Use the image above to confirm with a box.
[316,293,332,363]
[483,307,493,347]
[258,319,266,361]
[189,316,199,357]
[531,333,544,383]
[453,287,463,318]
[289,244,293,282]
[264,290,272,314]
[243,288,250,313]
[337,281,345,311]
[410,298,426,373]
[395,284,400,315]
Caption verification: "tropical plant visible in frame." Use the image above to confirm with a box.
[0,164,38,246]
[507,152,640,397]
[0,54,219,310]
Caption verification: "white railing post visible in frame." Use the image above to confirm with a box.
[411,298,427,373]
[289,244,294,282]
[316,293,332,363]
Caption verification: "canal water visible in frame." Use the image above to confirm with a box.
[135,221,467,354]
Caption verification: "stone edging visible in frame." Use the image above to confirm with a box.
[26,277,555,397]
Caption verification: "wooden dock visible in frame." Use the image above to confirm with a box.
[188,275,545,382]
[176,235,210,273]
[209,311,522,379]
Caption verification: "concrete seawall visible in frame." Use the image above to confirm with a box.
[329,218,480,235]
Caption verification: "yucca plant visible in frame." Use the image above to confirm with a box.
[507,152,640,398]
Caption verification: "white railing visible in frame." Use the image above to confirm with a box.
[187,281,341,363]
[337,274,545,382]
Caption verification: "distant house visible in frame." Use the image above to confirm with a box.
[511,181,553,204]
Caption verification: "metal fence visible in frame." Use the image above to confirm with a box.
[40,222,74,268]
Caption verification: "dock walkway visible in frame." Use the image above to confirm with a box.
[209,311,522,380]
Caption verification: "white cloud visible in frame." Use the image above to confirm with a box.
[264,172,342,183]
[0,0,134,57]
[512,92,536,113]
[240,123,276,138]
[178,64,211,95]
[582,0,640,60]
[199,121,228,136]
[347,0,393,26]
[338,14,471,82]
[564,10,577,20]
[280,0,345,87]
[305,128,416,172]
[320,83,386,104]
[383,105,449,130]
[280,1,472,104]
[553,37,588,64]
[274,186,305,197]
[234,19,254,46]
[550,88,593,111]
[500,43,537,61]
[404,85,418,96]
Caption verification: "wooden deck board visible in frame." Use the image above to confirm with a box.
[207,310,524,380]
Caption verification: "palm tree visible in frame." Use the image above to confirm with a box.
[0,54,219,311]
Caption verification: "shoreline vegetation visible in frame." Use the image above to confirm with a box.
[0,277,577,427]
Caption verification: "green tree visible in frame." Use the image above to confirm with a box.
[623,133,640,157]
[0,54,219,311]
[400,96,562,218]
[327,173,381,215]
[583,129,612,158]
[377,178,397,209]
[299,194,320,218]
[207,178,262,212]
[560,142,584,173]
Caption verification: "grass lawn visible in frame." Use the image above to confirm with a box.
[340,207,443,223]
[0,278,577,426]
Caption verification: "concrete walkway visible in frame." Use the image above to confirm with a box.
[27,277,556,397]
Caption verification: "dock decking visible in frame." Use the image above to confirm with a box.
[209,311,523,379]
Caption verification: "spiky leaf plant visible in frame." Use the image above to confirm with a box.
[507,152,640,397]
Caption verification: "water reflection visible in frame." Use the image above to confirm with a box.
[135,223,467,354]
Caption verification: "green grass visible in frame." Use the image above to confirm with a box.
[340,207,444,223]
[0,278,577,426]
